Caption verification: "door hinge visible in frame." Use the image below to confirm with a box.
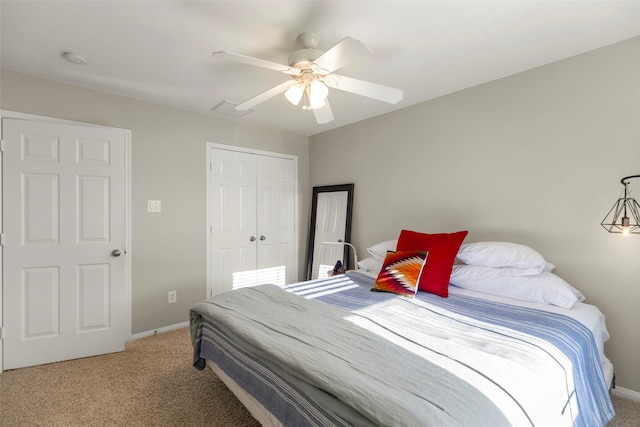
[0,139,4,152]
[0,233,4,246]
[0,326,4,340]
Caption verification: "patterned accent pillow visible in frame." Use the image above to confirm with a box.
[371,251,428,298]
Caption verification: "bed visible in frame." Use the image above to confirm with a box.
[190,268,615,426]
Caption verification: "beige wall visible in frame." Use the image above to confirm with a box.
[2,35,638,394]
[0,69,310,334]
[310,36,640,394]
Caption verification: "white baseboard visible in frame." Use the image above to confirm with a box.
[129,321,190,341]
[612,386,640,402]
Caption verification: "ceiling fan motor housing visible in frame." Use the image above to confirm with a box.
[288,32,325,69]
[288,49,324,69]
[295,32,320,48]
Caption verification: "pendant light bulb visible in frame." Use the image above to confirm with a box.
[622,216,630,235]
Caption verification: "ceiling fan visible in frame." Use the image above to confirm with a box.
[212,32,404,124]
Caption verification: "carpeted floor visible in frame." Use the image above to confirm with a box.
[0,327,638,426]
[0,328,259,426]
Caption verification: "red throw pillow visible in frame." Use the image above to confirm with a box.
[396,229,469,297]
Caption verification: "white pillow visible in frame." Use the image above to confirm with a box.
[457,241,546,272]
[499,262,556,276]
[449,265,584,309]
[357,257,383,273]
[366,239,398,262]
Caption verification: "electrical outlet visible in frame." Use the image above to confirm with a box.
[168,291,177,304]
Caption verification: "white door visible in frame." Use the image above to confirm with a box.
[209,149,258,292]
[2,118,129,370]
[255,155,296,286]
[312,191,349,279]
[208,146,297,295]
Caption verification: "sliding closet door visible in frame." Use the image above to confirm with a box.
[208,145,297,296]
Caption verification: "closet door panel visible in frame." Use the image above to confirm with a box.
[256,156,297,285]
[209,146,297,296]
[210,150,258,293]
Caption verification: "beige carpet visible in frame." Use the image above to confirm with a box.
[1,327,638,426]
[0,328,259,426]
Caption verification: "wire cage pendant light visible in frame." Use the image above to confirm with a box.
[601,175,640,235]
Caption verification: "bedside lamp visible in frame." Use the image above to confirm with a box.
[601,175,640,235]
[322,240,359,271]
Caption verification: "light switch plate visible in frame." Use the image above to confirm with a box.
[147,200,161,213]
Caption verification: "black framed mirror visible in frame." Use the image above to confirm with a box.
[306,184,354,280]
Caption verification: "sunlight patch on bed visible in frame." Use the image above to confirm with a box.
[287,275,358,298]
[341,309,579,426]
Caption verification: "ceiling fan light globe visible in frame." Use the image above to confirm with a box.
[309,96,326,110]
[284,83,304,105]
[310,79,329,99]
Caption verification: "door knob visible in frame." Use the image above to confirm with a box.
[249,236,256,242]
[111,249,122,257]
[260,235,266,241]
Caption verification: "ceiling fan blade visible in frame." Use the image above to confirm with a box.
[213,51,301,76]
[312,37,371,74]
[236,80,298,111]
[313,99,334,124]
[324,74,403,104]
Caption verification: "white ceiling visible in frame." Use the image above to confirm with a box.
[2,1,640,137]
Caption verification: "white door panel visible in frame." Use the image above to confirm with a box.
[256,156,296,284]
[210,149,258,293]
[209,147,297,295]
[22,266,59,337]
[2,118,128,369]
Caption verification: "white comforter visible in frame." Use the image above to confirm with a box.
[192,278,612,426]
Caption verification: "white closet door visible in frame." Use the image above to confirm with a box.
[2,118,129,370]
[209,146,297,296]
[256,155,297,285]
[210,149,258,294]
